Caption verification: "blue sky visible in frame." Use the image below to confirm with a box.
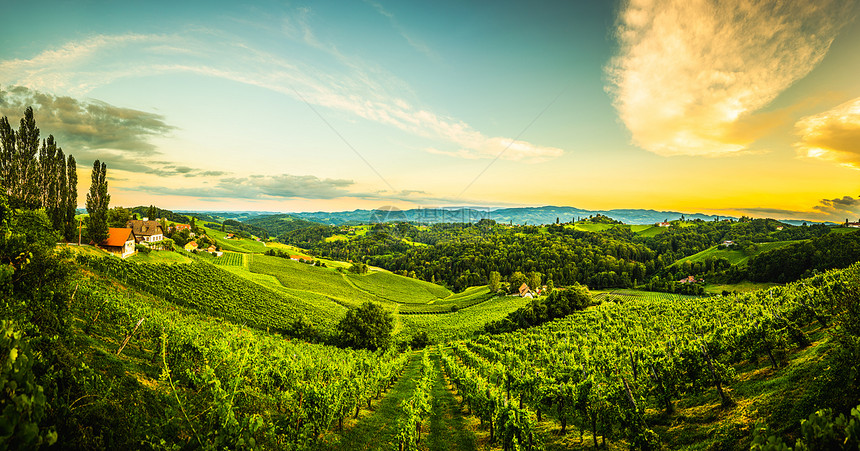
[2,0,860,220]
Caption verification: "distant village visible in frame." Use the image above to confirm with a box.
[97,217,226,258]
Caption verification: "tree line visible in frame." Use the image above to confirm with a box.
[1,107,78,241]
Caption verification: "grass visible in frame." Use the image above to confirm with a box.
[321,352,422,451]
[704,281,781,294]
[399,295,529,342]
[248,254,382,308]
[631,224,667,237]
[127,249,193,264]
[672,240,803,267]
[400,286,495,314]
[62,243,110,258]
[346,271,452,304]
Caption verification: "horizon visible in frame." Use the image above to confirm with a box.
[3,1,860,221]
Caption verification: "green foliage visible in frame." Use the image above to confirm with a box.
[488,271,501,292]
[396,349,434,450]
[747,231,860,283]
[346,271,451,304]
[0,206,71,336]
[85,160,110,244]
[337,302,394,351]
[751,404,860,450]
[0,321,57,448]
[348,261,368,274]
[484,283,591,334]
[79,255,340,337]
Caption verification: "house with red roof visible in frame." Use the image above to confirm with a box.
[99,228,137,258]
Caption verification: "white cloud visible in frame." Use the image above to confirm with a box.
[795,96,860,169]
[606,0,852,157]
[0,22,561,164]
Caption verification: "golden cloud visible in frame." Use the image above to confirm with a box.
[606,0,852,157]
[796,97,860,168]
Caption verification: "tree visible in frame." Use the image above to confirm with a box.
[85,160,110,244]
[348,262,368,274]
[509,271,528,294]
[64,155,77,242]
[546,279,555,295]
[488,271,501,292]
[336,302,393,351]
[147,204,156,220]
[527,271,542,290]
[107,207,133,228]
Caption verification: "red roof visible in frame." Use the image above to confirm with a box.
[100,228,134,247]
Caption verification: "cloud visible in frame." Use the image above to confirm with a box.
[813,195,860,218]
[0,21,562,164]
[606,0,853,157]
[795,96,860,168]
[727,195,860,221]
[147,174,355,200]
[0,85,173,155]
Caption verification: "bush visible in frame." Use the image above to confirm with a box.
[336,302,393,351]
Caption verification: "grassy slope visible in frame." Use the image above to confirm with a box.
[673,240,803,267]
[346,271,452,304]
[400,295,530,342]
[248,254,383,308]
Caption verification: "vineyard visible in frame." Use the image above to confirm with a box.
[346,271,452,304]
[63,273,411,450]
[211,251,245,267]
[433,264,860,448]
[79,255,343,334]
[248,254,384,308]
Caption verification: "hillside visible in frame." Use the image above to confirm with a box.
[672,240,803,267]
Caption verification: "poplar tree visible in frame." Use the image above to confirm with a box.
[0,116,14,193]
[86,160,110,244]
[65,156,78,241]
[14,107,40,208]
[52,147,67,232]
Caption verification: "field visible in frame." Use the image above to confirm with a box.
[399,294,530,342]
[346,271,452,304]
[248,254,383,308]
[80,255,344,333]
[211,251,245,267]
[591,288,703,303]
[672,239,803,266]
[704,280,781,294]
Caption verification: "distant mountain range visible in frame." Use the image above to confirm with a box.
[281,206,738,226]
[93,206,825,227]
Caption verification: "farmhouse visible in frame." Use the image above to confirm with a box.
[721,240,734,247]
[518,283,533,298]
[678,275,697,284]
[126,220,164,244]
[99,228,137,258]
[657,222,671,227]
[848,222,860,228]
[185,241,198,251]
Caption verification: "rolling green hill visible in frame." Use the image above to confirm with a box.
[672,240,803,266]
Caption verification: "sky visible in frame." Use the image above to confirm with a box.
[1,0,860,221]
